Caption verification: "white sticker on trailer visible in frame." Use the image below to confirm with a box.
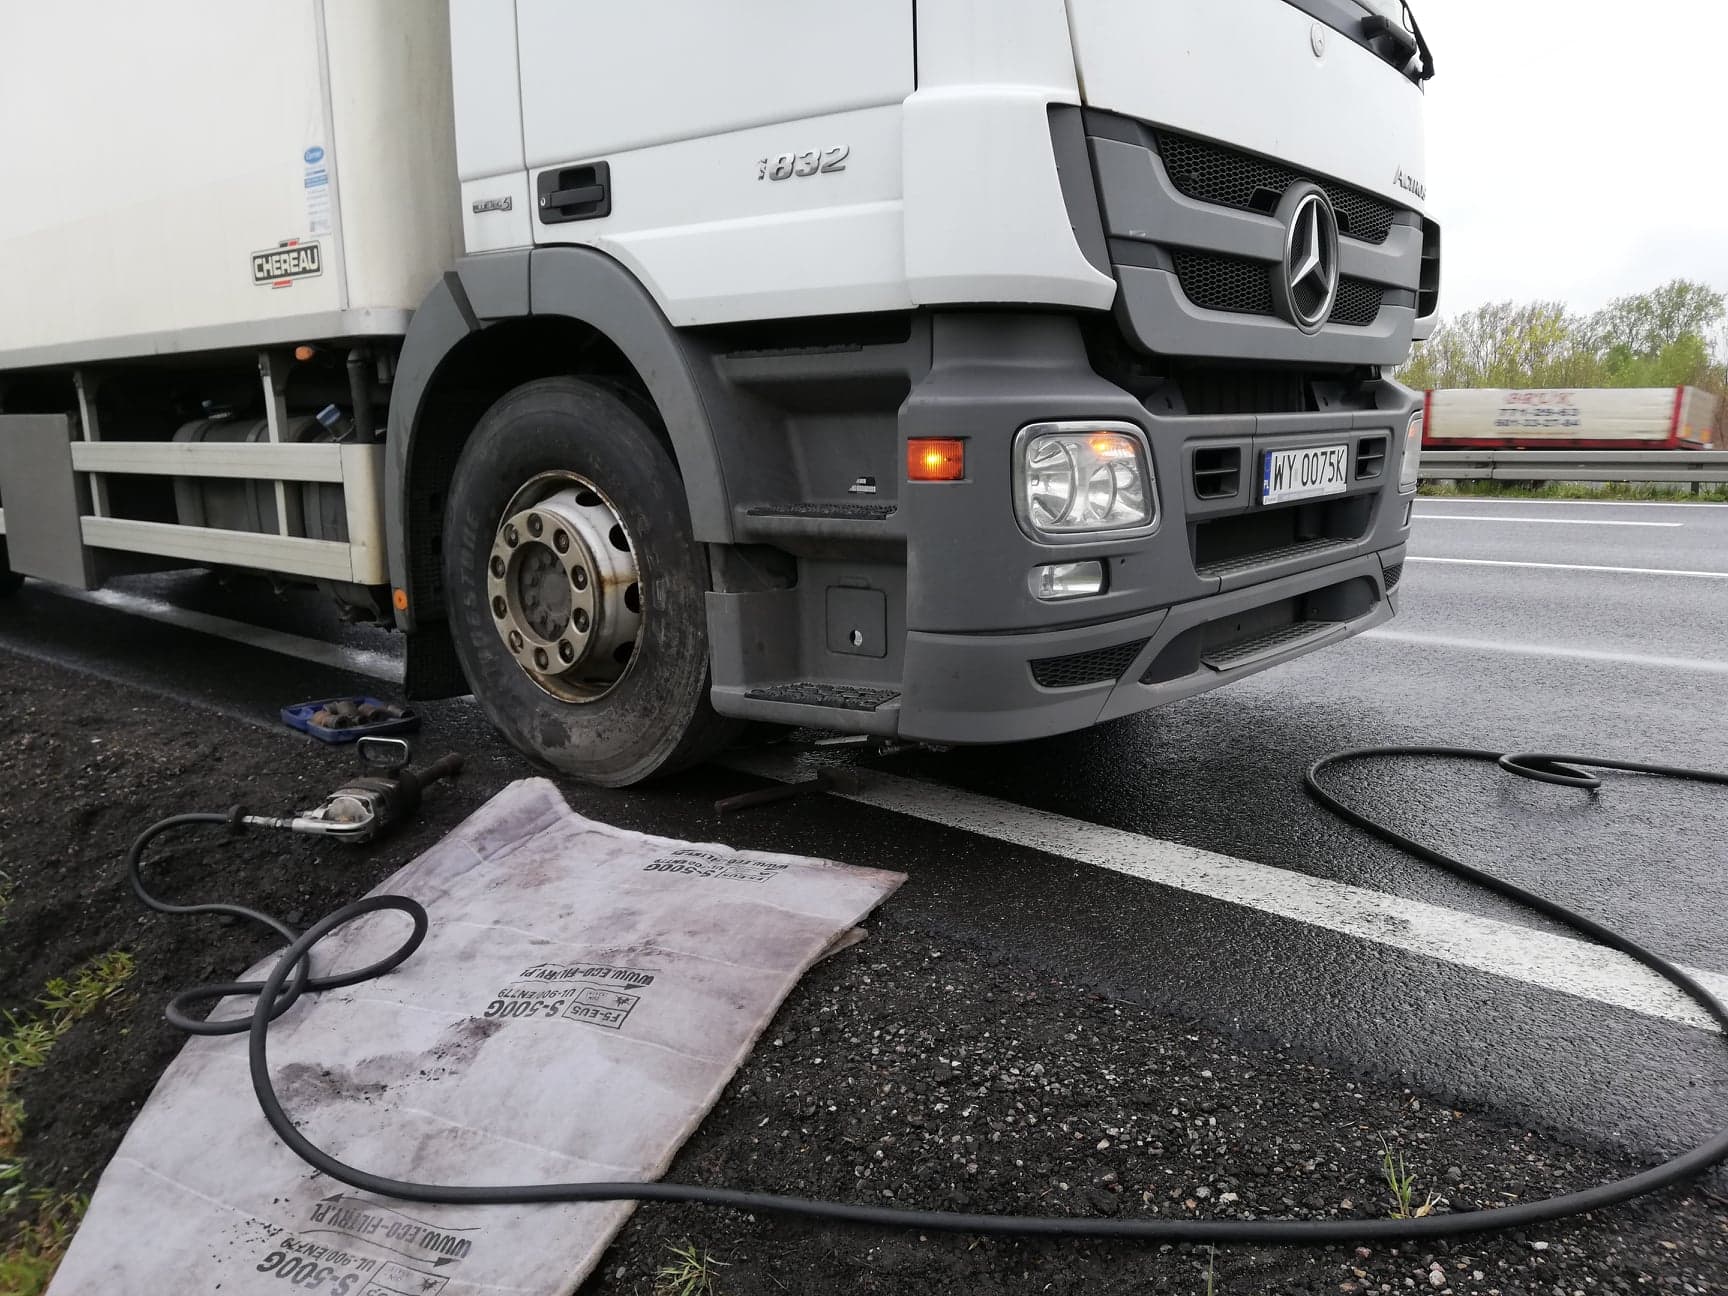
[302,143,332,236]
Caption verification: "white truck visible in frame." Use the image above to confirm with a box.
[0,0,1439,784]
[1422,387,1722,449]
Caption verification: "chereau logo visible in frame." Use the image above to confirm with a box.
[252,240,322,288]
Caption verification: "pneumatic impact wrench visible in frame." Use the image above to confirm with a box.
[244,736,464,845]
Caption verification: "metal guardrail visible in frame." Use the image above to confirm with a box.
[1421,450,1728,485]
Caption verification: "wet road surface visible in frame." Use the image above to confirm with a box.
[2,494,1725,1183]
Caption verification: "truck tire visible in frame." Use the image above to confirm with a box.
[442,376,735,785]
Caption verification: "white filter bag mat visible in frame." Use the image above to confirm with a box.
[50,778,903,1296]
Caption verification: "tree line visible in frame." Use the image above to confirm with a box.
[1399,279,1728,405]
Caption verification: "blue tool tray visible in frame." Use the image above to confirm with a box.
[280,696,421,744]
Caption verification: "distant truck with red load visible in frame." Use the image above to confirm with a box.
[1422,387,1722,451]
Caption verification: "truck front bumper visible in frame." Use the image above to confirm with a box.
[898,545,1401,745]
[705,312,1419,744]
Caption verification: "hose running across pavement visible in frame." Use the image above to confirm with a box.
[127,746,1728,1244]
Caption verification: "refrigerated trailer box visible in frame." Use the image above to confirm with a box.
[1421,386,1721,450]
[0,4,460,361]
[0,0,1439,786]
[0,2,458,606]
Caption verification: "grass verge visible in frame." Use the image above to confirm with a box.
[0,1197,83,1296]
[0,943,135,1295]
[1419,480,1728,503]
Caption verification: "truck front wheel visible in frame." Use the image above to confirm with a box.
[442,377,734,785]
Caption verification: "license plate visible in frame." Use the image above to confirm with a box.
[1261,444,1350,505]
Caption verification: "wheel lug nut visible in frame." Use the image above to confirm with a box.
[571,566,588,590]
[533,648,549,670]
[553,530,569,553]
[491,596,507,619]
[504,524,519,547]
[559,641,575,663]
[573,608,590,633]
[527,513,544,538]
[507,630,523,652]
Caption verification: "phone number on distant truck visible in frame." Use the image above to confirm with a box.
[1493,407,1582,428]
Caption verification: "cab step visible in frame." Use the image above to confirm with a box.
[745,682,900,710]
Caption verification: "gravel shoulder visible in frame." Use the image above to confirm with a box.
[0,649,1722,1294]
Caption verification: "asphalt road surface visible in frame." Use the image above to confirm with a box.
[3,494,1725,1193]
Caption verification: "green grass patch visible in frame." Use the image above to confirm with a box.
[1419,480,1728,504]
[0,1195,84,1296]
[0,948,134,1294]
[653,1241,728,1296]
[1379,1142,1438,1221]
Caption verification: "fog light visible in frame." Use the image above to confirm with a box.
[1031,560,1105,600]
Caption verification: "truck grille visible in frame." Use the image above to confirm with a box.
[1330,277,1385,327]
[1418,219,1442,318]
[1154,130,1399,245]
[1030,639,1148,690]
[1172,251,1384,327]
[1171,250,1274,317]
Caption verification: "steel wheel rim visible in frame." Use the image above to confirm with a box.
[485,471,644,703]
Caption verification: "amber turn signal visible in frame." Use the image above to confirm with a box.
[907,438,965,482]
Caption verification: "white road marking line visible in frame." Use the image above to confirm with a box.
[1407,556,1728,580]
[47,587,405,683]
[725,751,1728,1033]
[1359,629,1728,676]
[1419,496,1728,509]
[1415,514,1681,528]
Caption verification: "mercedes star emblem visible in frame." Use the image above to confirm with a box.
[1270,183,1340,334]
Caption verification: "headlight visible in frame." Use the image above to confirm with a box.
[1016,421,1156,538]
[1397,408,1423,493]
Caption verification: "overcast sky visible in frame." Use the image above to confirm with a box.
[1419,0,1728,318]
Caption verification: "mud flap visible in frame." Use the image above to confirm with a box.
[0,413,98,589]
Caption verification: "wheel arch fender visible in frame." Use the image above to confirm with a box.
[385,246,734,632]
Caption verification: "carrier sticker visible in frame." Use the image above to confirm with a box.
[252,240,323,288]
[303,143,333,234]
